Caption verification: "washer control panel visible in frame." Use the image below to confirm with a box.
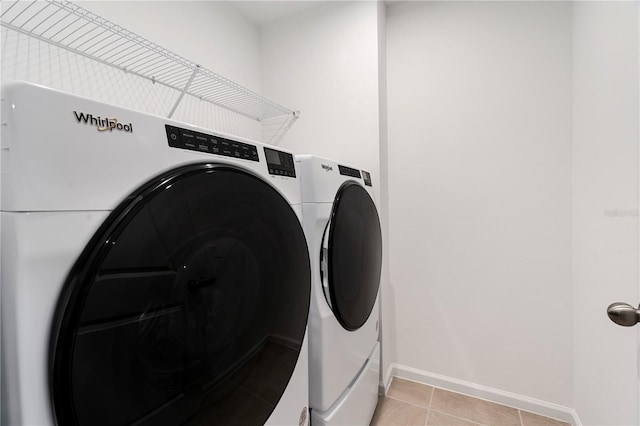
[165,125,259,162]
[264,147,296,177]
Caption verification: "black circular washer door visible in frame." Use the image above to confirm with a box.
[325,181,382,331]
[51,163,311,426]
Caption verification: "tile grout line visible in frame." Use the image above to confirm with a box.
[423,387,522,425]
[385,395,430,411]
[424,386,435,426]
[518,409,524,426]
[428,386,435,411]
[429,409,485,426]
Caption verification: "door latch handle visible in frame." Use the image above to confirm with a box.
[607,302,640,327]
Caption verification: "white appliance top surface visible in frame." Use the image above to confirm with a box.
[295,154,375,203]
[1,81,302,211]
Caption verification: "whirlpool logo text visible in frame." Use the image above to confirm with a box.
[74,111,133,133]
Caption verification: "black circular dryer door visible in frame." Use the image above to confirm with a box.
[322,181,382,331]
[51,164,311,426]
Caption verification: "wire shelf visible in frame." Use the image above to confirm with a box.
[1,0,298,145]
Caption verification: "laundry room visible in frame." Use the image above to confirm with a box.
[0,1,638,426]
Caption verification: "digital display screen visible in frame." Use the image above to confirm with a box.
[264,147,295,177]
[265,148,281,166]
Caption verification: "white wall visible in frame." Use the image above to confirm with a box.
[260,1,381,196]
[386,1,573,407]
[572,2,639,424]
[78,1,262,92]
[83,1,264,137]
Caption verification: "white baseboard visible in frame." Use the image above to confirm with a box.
[383,363,581,426]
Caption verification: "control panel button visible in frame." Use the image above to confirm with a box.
[165,125,259,162]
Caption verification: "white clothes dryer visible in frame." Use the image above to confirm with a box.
[296,155,382,426]
[1,81,311,426]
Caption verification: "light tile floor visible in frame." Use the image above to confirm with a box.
[370,378,570,426]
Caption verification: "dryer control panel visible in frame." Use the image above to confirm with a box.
[362,170,372,187]
[338,165,361,179]
[264,147,296,177]
[165,125,259,162]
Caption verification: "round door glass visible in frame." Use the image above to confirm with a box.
[51,164,311,426]
[325,182,382,331]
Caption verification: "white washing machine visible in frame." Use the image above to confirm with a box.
[1,81,311,426]
[296,155,382,426]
